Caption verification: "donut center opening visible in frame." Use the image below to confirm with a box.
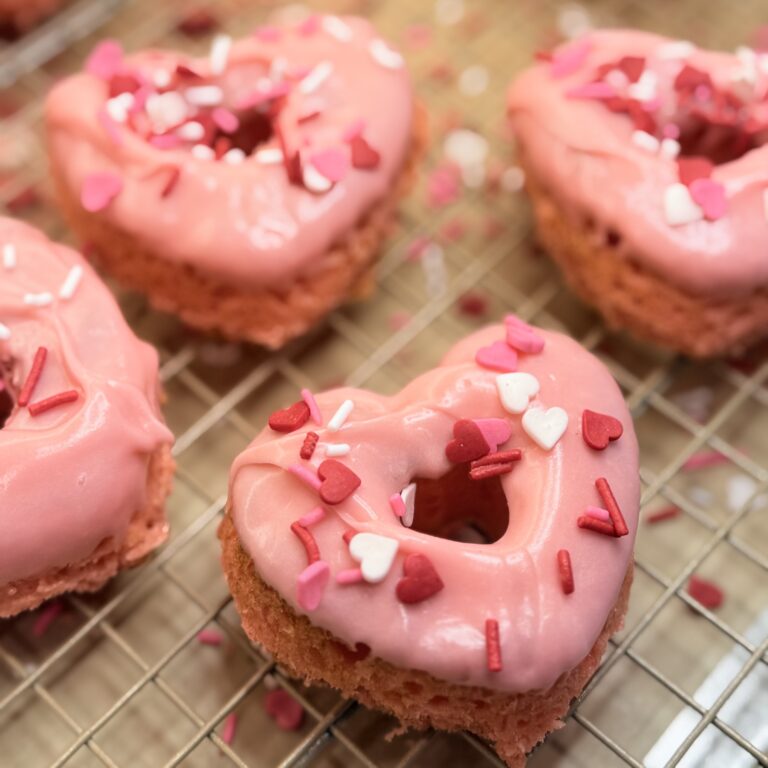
[212,110,274,157]
[675,115,764,165]
[408,464,509,544]
[0,378,13,429]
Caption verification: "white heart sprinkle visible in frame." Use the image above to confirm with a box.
[522,406,568,450]
[400,483,417,528]
[496,372,540,414]
[663,183,703,226]
[145,91,188,132]
[349,533,399,583]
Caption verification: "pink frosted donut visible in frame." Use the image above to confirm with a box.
[221,317,639,766]
[508,31,768,357]
[0,218,174,617]
[46,16,422,348]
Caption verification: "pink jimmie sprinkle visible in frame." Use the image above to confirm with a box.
[221,713,238,745]
[550,38,592,79]
[336,568,364,585]
[300,388,322,425]
[565,82,617,101]
[683,450,729,471]
[288,465,322,491]
[299,506,326,527]
[32,602,63,637]
[212,107,240,134]
[389,493,406,518]
[85,39,124,80]
[197,629,223,646]
[585,505,611,523]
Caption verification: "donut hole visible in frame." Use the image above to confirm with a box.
[676,115,765,165]
[213,110,274,157]
[407,464,509,544]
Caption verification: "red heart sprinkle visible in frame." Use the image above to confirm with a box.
[687,575,724,610]
[396,554,445,604]
[317,459,361,504]
[582,409,623,450]
[617,55,645,83]
[268,401,310,433]
[677,157,714,187]
[445,419,490,464]
[350,135,381,169]
[264,689,304,732]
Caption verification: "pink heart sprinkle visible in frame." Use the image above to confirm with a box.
[296,560,330,611]
[475,341,518,372]
[212,107,240,134]
[565,81,616,101]
[474,418,512,451]
[81,172,123,212]
[310,148,349,183]
[550,39,592,79]
[689,178,727,221]
[85,39,124,81]
[505,315,545,354]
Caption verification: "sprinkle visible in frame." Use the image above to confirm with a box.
[325,443,351,457]
[264,689,305,731]
[221,713,238,745]
[522,406,568,451]
[303,162,333,193]
[58,266,83,301]
[288,464,322,492]
[689,178,727,221]
[557,550,574,594]
[586,505,611,523]
[683,450,728,471]
[657,40,695,60]
[341,119,366,142]
[369,39,404,70]
[191,144,215,160]
[458,64,489,96]
[469,463,515,481]
[328,399,354,431]
[631,130,660,153]
[255,148,284,165]
[28,390,79,417]
[290,521,320,564]
[197,629,223,646]
[269,400,310,433]
[145,91,188,131]
[663,183,703,226]
[582,409,623,450]
[389,493,406,518]
[596,477,629,537]
[322,15,353,41]
[3,244,16,270]
[505,314,545,354]
[298,506,325,527]
[400,482,417,527]
[32,601,64,637]
[310,148,349,183]
[209,34,232,75]
[300,388,322,425]
[18,346,47,407]
[161,167,181,198]
[212,107,239,134]
[223,149,246,165]
[184,85,224,107]
[687,575,724,610]
[296,560,330,611]
[550,38,593,79]
[85,40,123,80]
[496,372,540,414]
[0,324,10,340]
[299,60,333,94]
[300,432,319,461]
[396,553,444,604]
[475,340,518,372]
[646,505,681,524]
[660,138,681,159]
[457,292,488,317]
[24,292,53,308]
[576,515,617,537]
[485,619,502,672]
[349,532,399,583]
[81,172,123,213]
[336,568,364,584]
[317,459,361,504]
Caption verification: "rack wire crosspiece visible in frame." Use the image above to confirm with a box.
[0,1,767,767]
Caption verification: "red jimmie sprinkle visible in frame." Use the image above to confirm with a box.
[687,575,724,610]
[646,505,681,524]
[470,449,522,469]
[300,431,319,460]
[290,522,320,565]
[161,166,181,198]
[596,477,629,537]
[557,550,575,594]
[577,515,617,537]
[485,619,502,672]
[18,346,48,407]
[469,463,515,481]
[28,390,79,417]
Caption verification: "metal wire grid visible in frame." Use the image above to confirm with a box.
[0,0,767,766]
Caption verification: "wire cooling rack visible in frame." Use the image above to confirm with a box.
[1,0,767,766]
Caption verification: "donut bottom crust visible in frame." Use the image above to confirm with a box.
[218,511,633,768]
[0,443,174,618]
[50,108,427,350]
[519,158,768,359]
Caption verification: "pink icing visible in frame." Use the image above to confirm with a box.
[508,31,768,298]
[229,324,639,693]
[46,16,413,290]
[0,218,173,584]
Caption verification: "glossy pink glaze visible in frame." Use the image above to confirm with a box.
[0,218,172,584]
[46,16,413,289]
[508,31,768,298]
[230,325,639,693]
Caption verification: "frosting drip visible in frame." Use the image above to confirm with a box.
[0,218,173,584]
[230,325,639,693]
